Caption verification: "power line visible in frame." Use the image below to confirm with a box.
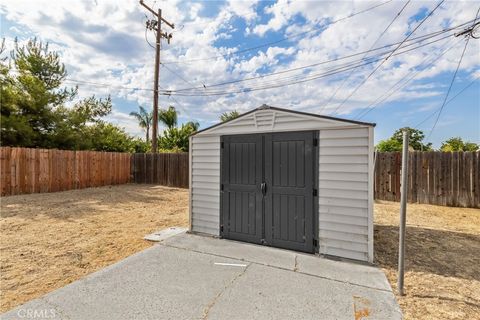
[426,37,471,140]
[168,22,471,94]
[50,30,457,97]
[11,19,470,99]
[425,6,480,138]
[414,77,479,128]
[354,37,460,120]
[164,33,457,97]
[319,0,411,113]
[161,0,394,65]
[161,63,196,87]
[331,0,445,115]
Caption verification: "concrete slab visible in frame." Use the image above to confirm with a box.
[143,226,187,241]
[162,232,297,270]
[164,233,392,291]
[2,233,401,320]
[207,263,401,320]
[2,245,248,320]
[295,254,392,291]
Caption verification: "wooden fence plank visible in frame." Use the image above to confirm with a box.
[373,151,479,208]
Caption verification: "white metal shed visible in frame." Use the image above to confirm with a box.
[188,105,375,262]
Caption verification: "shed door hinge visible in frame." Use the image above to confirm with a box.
[221,141,224,149]
[221,184,224,191]
[313,188,318,197]
[313,238,318,247]
[313,138,318,147]
[220,225,224,233]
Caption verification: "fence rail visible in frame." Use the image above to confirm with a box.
[375,151,479,208]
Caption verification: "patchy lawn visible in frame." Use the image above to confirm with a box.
[375,200,480,320]
[0,184,188,313]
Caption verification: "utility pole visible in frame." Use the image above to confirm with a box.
[140,0,174,153]
[398,130,409,296]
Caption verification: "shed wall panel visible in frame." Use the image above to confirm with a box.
[191,135,220,236]
[318,128,371,262]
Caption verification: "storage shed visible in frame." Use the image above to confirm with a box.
[188,105,375,262]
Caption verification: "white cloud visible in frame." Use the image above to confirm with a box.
[0,0,478,138]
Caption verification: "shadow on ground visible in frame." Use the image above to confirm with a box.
[374,224,480,281]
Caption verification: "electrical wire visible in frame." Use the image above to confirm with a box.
[161,0,394,65]
[319,0,411,113]
[161,63,196,87]
[414,77,479,128]
[165,32,457,97]
[52,31,456,97]
[354,37,460,120]
[331,0,445,115]
[41,19,472,100]
[424,6,480,138]
[426,37,470,140]
[167,22,471,94]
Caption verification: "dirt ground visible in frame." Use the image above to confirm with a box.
[0,184,188,313]
[375,200,480,320]
[1,186,479,319]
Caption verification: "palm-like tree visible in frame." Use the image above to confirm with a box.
[185,121,200,131]
[158,106,177,129]
[129,106,152,142]
[220,110,240,122]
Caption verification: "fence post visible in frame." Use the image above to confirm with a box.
[398,131,409,296]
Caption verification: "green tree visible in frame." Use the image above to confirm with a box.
[440,137,479,152]
[129,106,152,142]
[392,127,432,151]
[51,96,113,150]
[220,110,240,122]
[159,123,198,152]
[184,121,200,131]
[158,106,177,129]
[0,38,141,153]
[84,122,137,152]
[376,138,402,152]
[1,38,77,147]
[377,127,432,152]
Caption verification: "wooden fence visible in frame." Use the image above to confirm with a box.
[0,147,189,196]
[0,147,131,196]
[375,151,479,208]
[2,147,478,207]
[131,153,189,188]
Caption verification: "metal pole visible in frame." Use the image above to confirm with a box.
[398,130,409,296]
[151,9,162,153]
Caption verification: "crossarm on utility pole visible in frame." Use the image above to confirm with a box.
[139,1,175,28]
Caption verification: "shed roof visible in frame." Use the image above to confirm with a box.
[193,104,375,136]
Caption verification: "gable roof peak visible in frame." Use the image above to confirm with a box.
[258,104,271,110]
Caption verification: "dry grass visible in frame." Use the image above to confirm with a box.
[0,184,188,313]
[1,186,478,319]
[375,200,480,320]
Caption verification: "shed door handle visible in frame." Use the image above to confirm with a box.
[261,182,266,196]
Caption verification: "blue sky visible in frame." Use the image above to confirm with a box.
[1,0,479,147]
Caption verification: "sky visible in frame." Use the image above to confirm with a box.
[1,0,479,147]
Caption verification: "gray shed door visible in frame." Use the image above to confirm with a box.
[221,131,317,253]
